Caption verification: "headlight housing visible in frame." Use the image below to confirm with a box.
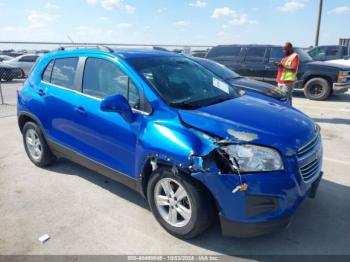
[221,144,284,172]
[337,71,350,83]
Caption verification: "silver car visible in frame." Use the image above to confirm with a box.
[3,54,40,77]
[0,55,13,62]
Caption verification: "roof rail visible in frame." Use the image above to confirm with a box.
[54,45,114,53]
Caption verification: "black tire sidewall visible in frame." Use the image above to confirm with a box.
[147,168,207,238]
[304,78,331,100]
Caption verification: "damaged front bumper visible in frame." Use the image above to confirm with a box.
[191,156,323,237]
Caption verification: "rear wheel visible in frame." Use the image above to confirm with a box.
[304,77,331,100]
[147,168,215,239]
[18,69,25,79]
[22,122,56,167]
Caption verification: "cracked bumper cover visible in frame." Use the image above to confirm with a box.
[191,159,323,237]
[219,213,291,238]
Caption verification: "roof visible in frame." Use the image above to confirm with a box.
[212,44,282,48]
[113,48,179,59]
[47,47,179,60]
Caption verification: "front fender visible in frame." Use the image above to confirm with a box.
[134,113,218,179]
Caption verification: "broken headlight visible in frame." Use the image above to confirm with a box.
[222,144,284,172]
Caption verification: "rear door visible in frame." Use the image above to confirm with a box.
[40,56,84,150]
[239,46,267,80]
[206,46,243,73]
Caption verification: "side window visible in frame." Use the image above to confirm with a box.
[342,46,349,56]
[207,46,241,59]
[51,58,79,90]
[309,47,326,59]
[326,47,339,56]
[83,58,141,109]
[269,47,284,62]
[42,60,54,82]
[19,55,39,62]
[244,47,266,63]
[83,58,128,99]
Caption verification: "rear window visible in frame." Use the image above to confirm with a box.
[244,47,266,63]
[326,46,340,56]
[51,58,79,90]
[42,60,54,82]
[207,46,241,59]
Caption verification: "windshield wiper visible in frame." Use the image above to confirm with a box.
[169,101,199,109]
[204,95,237,106]
[224,76,242,81]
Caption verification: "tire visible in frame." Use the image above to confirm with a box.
[304,77,331,100]
[147,167,215,239]
[22,121,56,167]
[18,69,25,79]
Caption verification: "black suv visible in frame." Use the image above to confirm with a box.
[207,45,350,100]
[308,45,350,61]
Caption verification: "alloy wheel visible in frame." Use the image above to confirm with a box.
[25,128,42,161]
[154,178,192,227]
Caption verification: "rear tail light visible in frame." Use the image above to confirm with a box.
[16,84,24,95]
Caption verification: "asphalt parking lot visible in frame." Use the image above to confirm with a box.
[0,80,350,256]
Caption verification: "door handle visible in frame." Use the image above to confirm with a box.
[75,106,87,116]
[37,89,45,96]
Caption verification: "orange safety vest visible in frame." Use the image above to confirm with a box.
[280,53,298,82]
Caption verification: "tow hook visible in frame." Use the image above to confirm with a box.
[230,157,249,194]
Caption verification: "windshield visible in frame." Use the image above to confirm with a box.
[295,48,313,62]
[127,56,242,109]
[192,58,241,80]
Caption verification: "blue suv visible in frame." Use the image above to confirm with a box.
[17,46,323,239]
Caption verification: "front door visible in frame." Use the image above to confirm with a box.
[264,47,283,84]
[239,47,267,81]
[75,56,143,178]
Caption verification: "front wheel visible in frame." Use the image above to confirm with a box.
[147,168,215,239]
[304,77,331,100]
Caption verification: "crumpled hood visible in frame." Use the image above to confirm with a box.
[178,94,317,155]
[228,77,286,101]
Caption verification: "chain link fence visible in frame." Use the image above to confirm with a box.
[0,67,23,106]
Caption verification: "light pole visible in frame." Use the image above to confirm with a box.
[315,0,323,47]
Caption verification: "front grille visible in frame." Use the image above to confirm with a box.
[297,135,319,159]
[297,134,322,183]
[344,71,350,82]
[299,157,322,182]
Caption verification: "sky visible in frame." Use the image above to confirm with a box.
[0,0,349,48]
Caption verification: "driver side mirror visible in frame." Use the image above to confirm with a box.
[100,94,134,122]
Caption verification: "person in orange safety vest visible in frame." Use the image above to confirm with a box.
[274,42,299,104]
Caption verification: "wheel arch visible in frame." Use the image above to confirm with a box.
[18,112,45,134]
[140,158,219,215]
[302,74,333,88]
